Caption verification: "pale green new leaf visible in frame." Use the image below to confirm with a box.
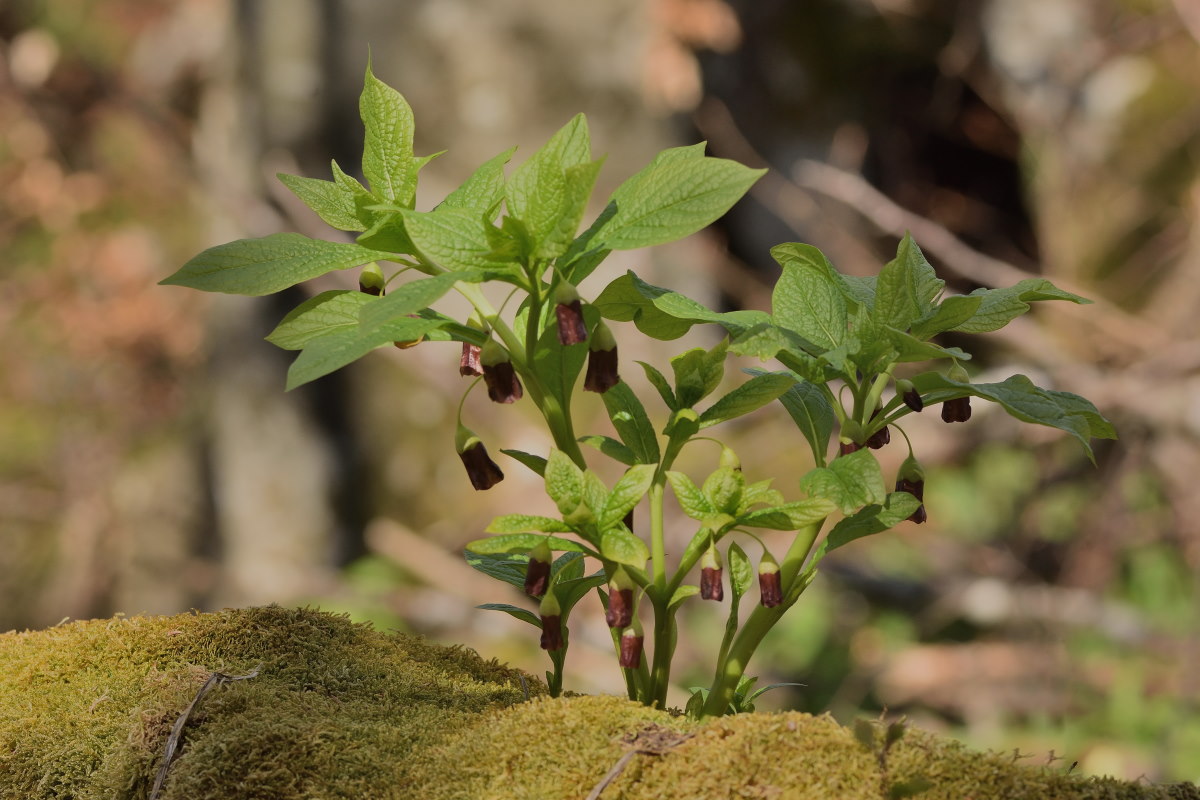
[601,464,656,530]
[360,64,419,206]
[671,339,728,408]
[909,295,982,340]
[505,114,591,254]
[439,147,515,219]
[277,171,364,232]
[601,527,650,568]
[161,234,385,296]
[798,449,886,515]
[484,516,575,534]
[727,541,753,599]
[267,291,374,350]
[467,533,590,554]
[400,207,515,273]
[666,471,715,520]
[544,449,585,515]
[738,497,837,531]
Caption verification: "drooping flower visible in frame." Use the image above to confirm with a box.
[758,550,782,608]
[480,339,523,404]
[896,379,923,413]
[358,262,386,296]
[700,543,723,601]
[554,282,588,346]
[605,567,635,629]
[455,425,504,491]
[941,364,972,423]
[524,539,553,598]
[619,620,644,669]
[539,592,563,651]
[895,454,927,524]
[584,320,620,393]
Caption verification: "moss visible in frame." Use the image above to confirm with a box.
[0,607,1195,800]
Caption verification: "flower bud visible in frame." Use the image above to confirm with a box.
[455,425,504,491]
[895,455,926,524]
[700,543,724,601]
[524,539,553,598]
[619,619,644,669]
[605,567,635,628]
[719,446,742,472]
[896,379,923,413]
[358,263,386,296]
[481,339,523,404]
[758,550,782,608]
[584,320,619,393]
[539,592,563,651]
[554,282,588,346]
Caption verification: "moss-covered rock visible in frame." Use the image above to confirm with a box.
[1,607,1195,800]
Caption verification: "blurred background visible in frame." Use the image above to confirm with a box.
[2,0,1199,783]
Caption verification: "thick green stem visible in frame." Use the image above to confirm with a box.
[648,599,675,708]
[699,518,826,719]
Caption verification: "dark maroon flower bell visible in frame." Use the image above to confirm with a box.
[895,455,927,524]
[941,397,971,423]
[480,340,523,404]
[605,568,635,629]
[539,593,563,651]
[584,321,620,393]
[619,622,644,669]
[700,544,723,601]
[455,426,504,491]
[524,539,553,597]
[554,282,588,346]
[358,263,386,296]
[758,551,782,608]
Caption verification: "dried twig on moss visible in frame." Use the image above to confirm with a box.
[586,724,694,800]
[149,666,260,800]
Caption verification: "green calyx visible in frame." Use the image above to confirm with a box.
[589,319,617,352]
[454,424,481,454]
[948,362,970,383]
[553,281,581,306]
[358,262,386,295]
[529,538,553,566]
[539,591,562,617]
[701,542,722,571]
[609,566,636,593]
[898,453,925,483]
[480,338,510,367]
[719,446,741,471]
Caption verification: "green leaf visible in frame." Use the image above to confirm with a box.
[809,492,922,566]
[358,271,466,331]
[360,64,420,207]
[953,278,1090,333]
[738,498,837,531]
[910,372,1115,461]
[595,155,765,250]
[161,234,385,296]
[909,295,982,340]
[464,551,528,590]
[798,449,886,515]
[650,293,770,337]
[544,449,585,515]
[600,527,650,568]
[476,603,540,628]
[886,328,971,364]
[638,361,677,411]
[771,247,848,351]
[505,115,593,257]
[440,147,514,219]
[668,585,699,611]
[666,471,715,520]
[266,291,374,350]
[594,272,695,340]
[601,382,661,464]
[601,465,656,530]
[872,233,944,331]
[578,435,637,466]
[501,449,547,477]
[771,243,866,310]
[727,542,753,599]
[671,340,728,408]
[399,206,516,273]
[760,371,835,464]
[556,574,607,615]
[285,315,445,390]
[582,471,609,518]
[484,516,576,534]
[467,534,590,554]
[277,171,364,232]
[698,371,796,429]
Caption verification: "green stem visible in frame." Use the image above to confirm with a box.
[699,517,826,719]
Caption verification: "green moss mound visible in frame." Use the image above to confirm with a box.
[1,607,1195,800]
